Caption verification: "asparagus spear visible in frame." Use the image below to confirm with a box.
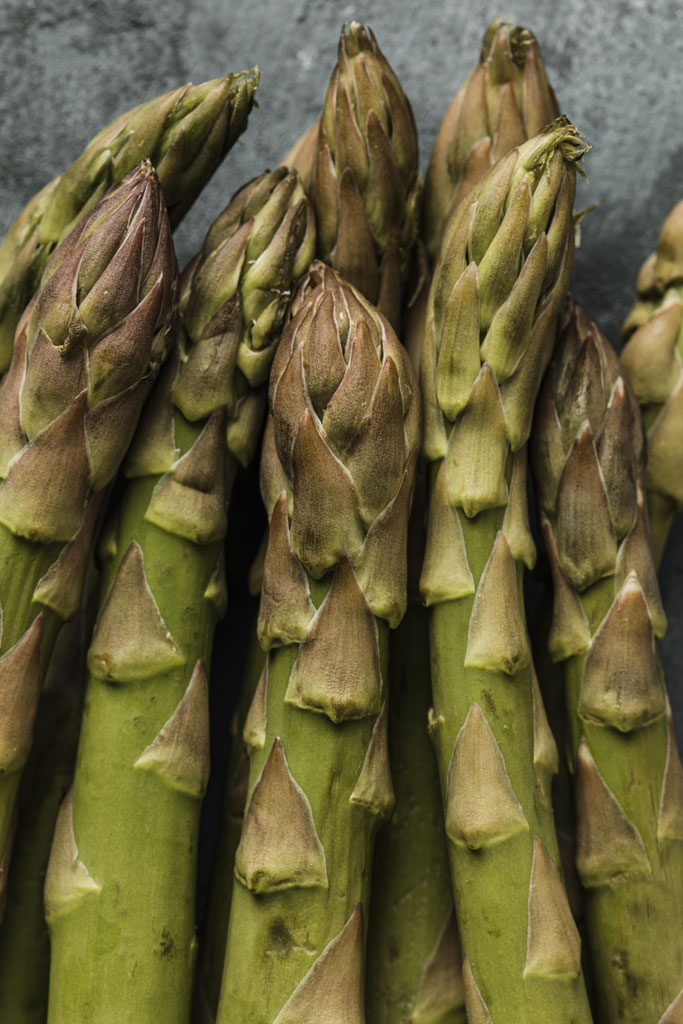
[217,262,420,1023]
[45,167,315,1023]
[0,161,177,893]
[0,562,98,1023]
[0,69,260,374]
[420,121,593,1024]
[367,25,567,1018]
[621,198,683,565]
[424,18,559,264]
[531,301,683,1024]
[312,23,421,330]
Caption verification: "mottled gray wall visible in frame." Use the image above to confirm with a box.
[1,0,682,736]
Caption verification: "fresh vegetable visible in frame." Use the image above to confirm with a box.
[532,300,683,1024]
[217,262,420,1023]
[45,166,315,1023]
[420,121,593,1024]
[0,70,259,374]
[0,161,177,894]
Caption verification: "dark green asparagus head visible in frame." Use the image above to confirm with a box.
[0,161,177,543]
[181,166,316,387]
[533,299,645,585]
[172,167,316,468]
[532,300,666,665]
[259,261,420,646]
[422,119,587,522]
[424,18,559,262]
[313,23,421,329]
[39,69,261,246]
[0,70,258,379]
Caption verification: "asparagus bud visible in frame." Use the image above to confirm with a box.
[0,69,260,374]
[532,301,683,1024]
[424,18,559,263]
[313,24,421,329]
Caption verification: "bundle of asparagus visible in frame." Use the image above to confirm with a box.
[0,15,681,1024]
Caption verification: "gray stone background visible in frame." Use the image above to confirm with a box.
[1,0,682,745]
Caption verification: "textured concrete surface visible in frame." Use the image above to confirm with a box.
[1,0,682,739]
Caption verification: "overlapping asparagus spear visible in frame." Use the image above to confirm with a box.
[313,23,421,330]
[424,17,559,264]
[0,69,260,374]
[420,121,594,1024]
[45,166,315,1023]
[217,262,420,1023]
[0,161,177,898]
[0,564,98,1024]
[621,198,683,565]
[366,25,564,1021]
[532,301,683,1024]
[197,596,265,1019]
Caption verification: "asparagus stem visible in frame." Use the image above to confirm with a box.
[45,168,315,1023]
[197,610,265,1018]
[217,264,420,1023]
[366,589,466,1024]
[532,302,683,1023]
[421,122,594,1023]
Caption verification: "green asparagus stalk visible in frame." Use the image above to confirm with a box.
[367,476,466,1024]
[420,121,593,1024]
[217,262,420,1023]
[621,198,683,565]
[313,23,421,330]
[197,600,265,1018]
[0,69,260,374]
[45,167,315,1023]
[424,18,559,264]
[531,300,683,1024]
[0,562,98,1023]
[0,161,178,893]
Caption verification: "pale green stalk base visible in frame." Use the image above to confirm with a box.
[565,582,683,1024]
[217,626,389,1024]
[198,615,265,1017]
[47,467,226,1024]
[429,507,593,1024]
[367,601,464,1024]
